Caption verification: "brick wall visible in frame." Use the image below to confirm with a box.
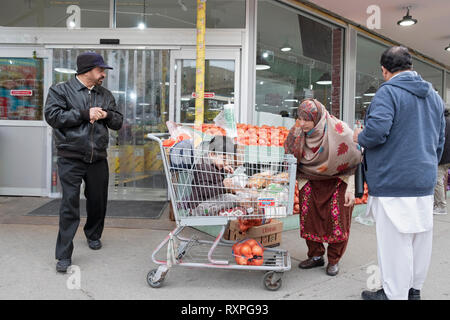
[331,28,342,119]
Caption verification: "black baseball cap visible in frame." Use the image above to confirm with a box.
[76,52,113,75]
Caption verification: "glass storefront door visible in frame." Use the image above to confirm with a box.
[170,49,241,125]
[51,48,170,201]
[0,47,51,196]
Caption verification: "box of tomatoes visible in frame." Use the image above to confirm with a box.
[224,219,283,247]
[196,122,290,163]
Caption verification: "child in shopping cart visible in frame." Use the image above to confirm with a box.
[186,135,242,215]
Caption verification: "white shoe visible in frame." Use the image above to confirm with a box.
[433,208,447,215]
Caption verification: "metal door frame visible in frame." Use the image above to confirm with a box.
[169,47,241,125]
[0,46,53,196]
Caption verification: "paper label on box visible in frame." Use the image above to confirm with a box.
[264,206,287,217]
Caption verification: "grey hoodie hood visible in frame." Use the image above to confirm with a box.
[381,70,433,98]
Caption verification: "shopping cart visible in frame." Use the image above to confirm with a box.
[146,133,297,291]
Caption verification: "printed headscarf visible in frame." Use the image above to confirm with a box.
[284,99,362,180]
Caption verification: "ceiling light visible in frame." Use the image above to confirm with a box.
[445,44,450,52]
[316,72,332,85]
[256,52,270,71]
[397,7,417,26]
[54,68,77,74]
[363,86,377,96]
[137,22,146,30]
[256,64,270,71]
[281,40,292,52]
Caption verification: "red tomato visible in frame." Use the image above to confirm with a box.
[258,128,268,135]
[247,127,257,135]
[246,239,257,248]
[236,256,248,265]
[258,138,268,146]
[240,244,252,257]
[234,243,243,256]
[252,245,264,256]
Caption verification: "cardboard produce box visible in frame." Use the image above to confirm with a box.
[224,219,283,247]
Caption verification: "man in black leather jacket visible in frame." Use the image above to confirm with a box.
[45,52,123,272]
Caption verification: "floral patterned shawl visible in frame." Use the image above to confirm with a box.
[284,99,362,180]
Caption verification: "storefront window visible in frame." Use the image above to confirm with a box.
[255,1,344,128]
[116,0,245,28]
[0,57,44,120]
[355,35,387,123]
[178,59,235,123]
[413,58,444,98]
[0,0,110,28]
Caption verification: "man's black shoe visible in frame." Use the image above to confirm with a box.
[361,288,389,300]
[409,288,421,300]
[56,259,71,273]
[87,239,102,250]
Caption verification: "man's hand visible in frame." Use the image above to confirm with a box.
[344,191,355,207]
[223,165,234,174]
[89,107,107,123]
[353,127,362,144]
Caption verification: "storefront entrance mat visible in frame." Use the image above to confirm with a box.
[27,199,169,219]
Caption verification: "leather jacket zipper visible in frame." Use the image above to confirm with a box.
[89,90,94,163]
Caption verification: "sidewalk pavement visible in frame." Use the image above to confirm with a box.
[1,196,450,300]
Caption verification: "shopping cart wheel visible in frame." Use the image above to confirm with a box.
[263,271,283,291]
[147,269,165,288]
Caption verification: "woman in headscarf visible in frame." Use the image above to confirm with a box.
[284,98,362,276]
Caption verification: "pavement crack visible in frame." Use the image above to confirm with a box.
[80,288,95,300]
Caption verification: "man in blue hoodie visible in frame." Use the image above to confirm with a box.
[354,46,445,300]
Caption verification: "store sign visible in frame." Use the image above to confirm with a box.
[10,90,33,97]
[192,92,215,98]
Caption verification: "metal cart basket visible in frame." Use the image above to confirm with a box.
[146,134,297,290]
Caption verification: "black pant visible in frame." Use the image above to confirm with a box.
[55,157,109,260]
